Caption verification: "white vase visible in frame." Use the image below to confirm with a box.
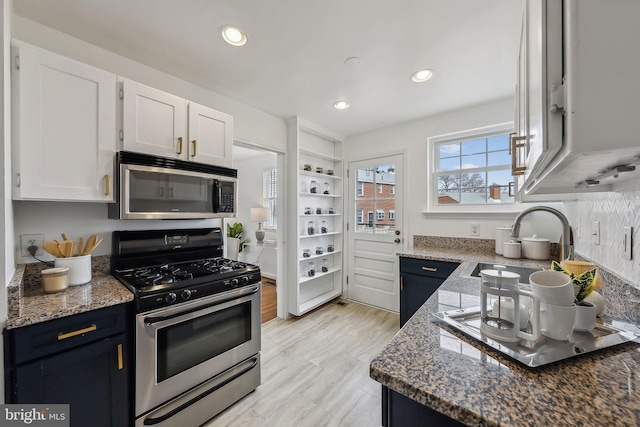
[227,237,240,260]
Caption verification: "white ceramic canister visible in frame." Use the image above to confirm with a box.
[503,241,522,259]
[55,255,92,285]
[521,235,551,260]
[495,226,512,255]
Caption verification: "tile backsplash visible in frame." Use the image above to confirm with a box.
[563,189,640,288]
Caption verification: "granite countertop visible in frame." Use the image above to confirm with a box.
[371,243,640,427]
[6,255,134,329]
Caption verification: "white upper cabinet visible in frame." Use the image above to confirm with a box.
[121,80,187,159]
[516,0,640,197]
[12,41,116,202]
[187,102,233,167]
[121,80,233,167]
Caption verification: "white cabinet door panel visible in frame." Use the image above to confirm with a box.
[187,102,233,168]
[13,42,116,201]
[122,80,187,159]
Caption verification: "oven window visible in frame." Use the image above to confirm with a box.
[156,301,251,382]
[129,170,214,213]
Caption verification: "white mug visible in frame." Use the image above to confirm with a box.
[540,302,576,340]
[529,270,574,306]
[574,301,597,331]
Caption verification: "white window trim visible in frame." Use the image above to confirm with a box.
[378,184,383,194]
[425,122,525,216]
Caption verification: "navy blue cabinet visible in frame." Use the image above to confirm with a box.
[4,304,131,427]
[399,257,459,326]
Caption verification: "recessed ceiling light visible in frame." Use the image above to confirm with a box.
[221,25,247,47]
[333,100,350,110]
[411,69,434,83]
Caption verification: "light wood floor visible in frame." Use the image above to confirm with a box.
[203,299,399,427]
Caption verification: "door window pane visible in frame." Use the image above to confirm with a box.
[355,165,396,233]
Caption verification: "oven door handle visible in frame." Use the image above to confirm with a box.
[141,356,259,425]
[144,284,259,326]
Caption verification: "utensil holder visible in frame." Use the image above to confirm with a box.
[55,255,92,285]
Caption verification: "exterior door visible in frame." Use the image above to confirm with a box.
[347,154,403,312]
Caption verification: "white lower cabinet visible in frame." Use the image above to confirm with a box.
[121,80,233,168]
[12,41,116,201]
[287,118,344,316]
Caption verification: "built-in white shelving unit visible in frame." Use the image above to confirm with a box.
[287,118,344,316]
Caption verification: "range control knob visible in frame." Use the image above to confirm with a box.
[181,289,192,301]
[165,292,177,304]
[231,278,240,287]
[241,275,250,284]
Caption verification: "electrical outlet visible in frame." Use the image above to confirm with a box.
[20,233,44,257]
[470,223,480,236]
[623,226,633,260]
[591,221,600,245]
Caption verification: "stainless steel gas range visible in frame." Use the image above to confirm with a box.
[111,227,261,427]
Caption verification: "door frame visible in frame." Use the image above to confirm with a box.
[343,150,407,311]
[233,139,288,319]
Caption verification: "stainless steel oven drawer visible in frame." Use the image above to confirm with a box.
[135,354,260,427]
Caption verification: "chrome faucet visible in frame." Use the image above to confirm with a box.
[509,206,573,261]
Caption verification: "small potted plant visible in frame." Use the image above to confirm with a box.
[226,222,248,260]
[551,261,598,330]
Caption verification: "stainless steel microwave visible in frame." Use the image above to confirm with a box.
[108,151,237,220]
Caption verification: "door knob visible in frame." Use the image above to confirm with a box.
[394,238,401,244]
[395,230,401,235]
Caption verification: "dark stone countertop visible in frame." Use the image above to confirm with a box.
[370,245,640,427]
[6,256,133,329]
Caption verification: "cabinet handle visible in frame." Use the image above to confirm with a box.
[57,324,97,340]
[421,266,437,272]
[104,174,110,196]
[508,132,517,155]
[510,135,527,176]
[117,344,124,370]
[191,140,197,157]
[177,137,183,155]
[400,276,403,291]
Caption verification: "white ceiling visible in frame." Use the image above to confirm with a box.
[13,0,524,137]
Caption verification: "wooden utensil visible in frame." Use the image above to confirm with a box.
[84,238,102,255]
[57,240,73,258]
[77,237,84,256]
[43,240,64,258]
[61,233,68,241]
[84,235,97,256]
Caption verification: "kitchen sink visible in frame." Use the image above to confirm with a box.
[464,262,543,284]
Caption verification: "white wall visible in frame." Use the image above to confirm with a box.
[10,16,288,264]
[344,98,563,246]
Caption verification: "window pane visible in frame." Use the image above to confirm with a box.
[355,201,373,233]
[439,156,459,171]
[461,153,486,169]
[487,149,511,167]
[461,139,485,155]
[439,143,460,159]
[488,134,510,151]
[487,170,515,203]
[437,174,460,192]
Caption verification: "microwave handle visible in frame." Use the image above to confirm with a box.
[212,179,222,212]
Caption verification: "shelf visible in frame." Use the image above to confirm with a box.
[299,193,341,198]
[299,267,342,284]
[299,170,342,180]
[299,213,342,218]
[299,231,341,239]
[297,289,343,315]
[298,249,342,263]
[299,148,342,162]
